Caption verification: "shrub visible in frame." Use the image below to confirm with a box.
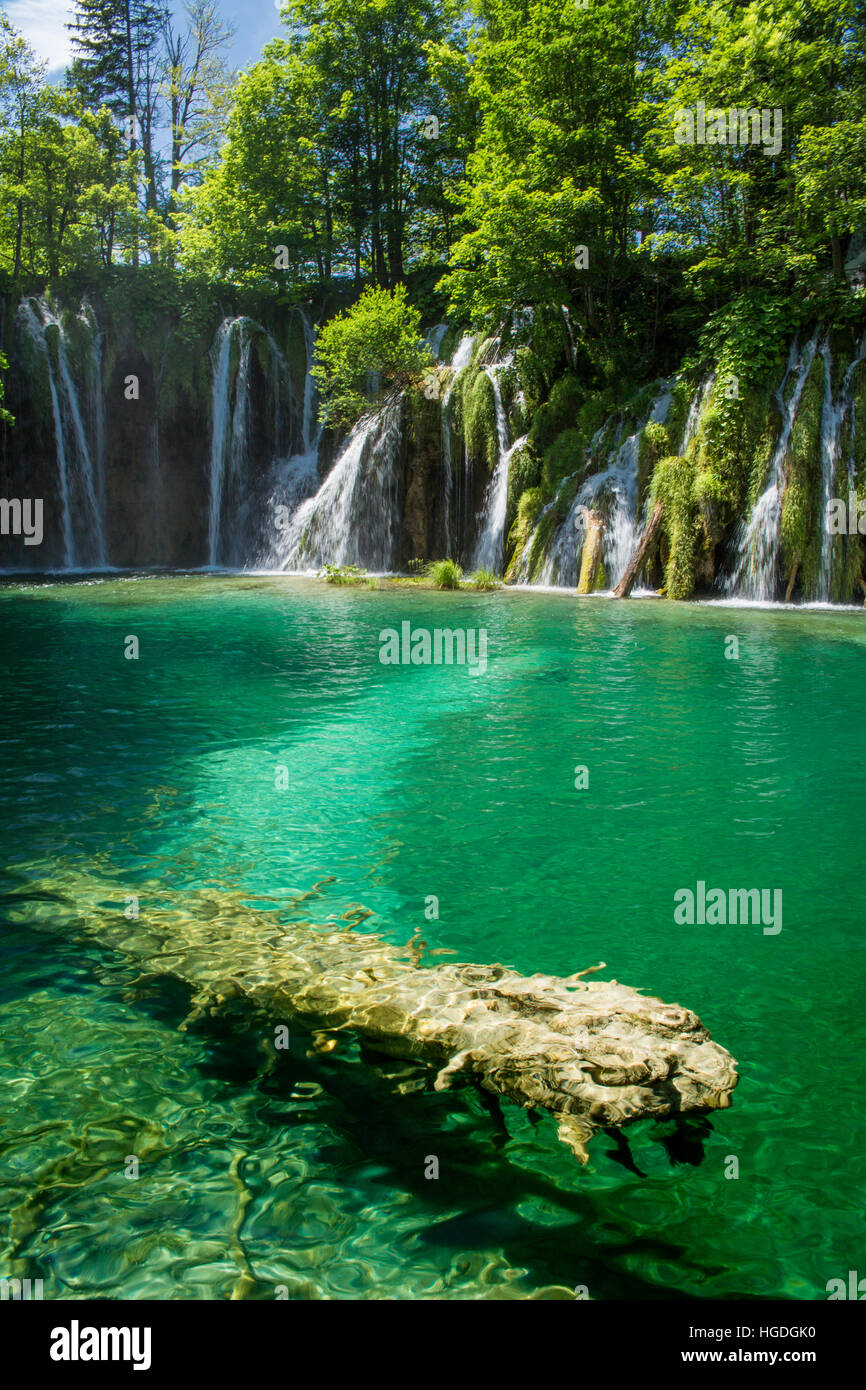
[426,558,463,589]
[312,285,432,428]
[319,563,369,585]
[468,569,500,590]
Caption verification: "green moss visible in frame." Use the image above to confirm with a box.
[779,354,824,597]
[665,378,693,460]
[542,428,586,493]
[505,486,544,580]
[458,364,498,474]
[506,444,540,534]
[651,455,702,599]
[528,373,582,453]
[525,502,559,580]
[638,420,670,510]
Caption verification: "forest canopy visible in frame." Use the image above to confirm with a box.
[1,0,864,373]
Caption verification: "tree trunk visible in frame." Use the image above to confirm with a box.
[612,500,664,598]
[37,865,739,1170]
[784,556,800,603]
[577,510,604,593]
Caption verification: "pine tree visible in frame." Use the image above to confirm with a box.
[67,0,167,255]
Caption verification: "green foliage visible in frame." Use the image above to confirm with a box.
[0,349,12,423]
[181,0,462,289]
[426,557,462,588]
[468,569,500,589]
[542,428,587,494]
[780,355,824,597]
[458,364,498,473]
[506,443,540,527]
[312,284,432,427]
[505,486,544,580]
[528,374,582,454]
[651,454,702,599]
[637,420,671,507]
[319,563,369,584]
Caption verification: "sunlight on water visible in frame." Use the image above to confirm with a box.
[1,575,863,1300]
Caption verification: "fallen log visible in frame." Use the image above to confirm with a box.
[18,864,738,1165]
[612,499,664,598]
[577,509,605,593]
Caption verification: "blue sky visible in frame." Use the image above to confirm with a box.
[5,0,283,78]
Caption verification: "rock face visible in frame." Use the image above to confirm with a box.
[0,289,313,571]
[0,288,464,573]
[1,290,215,569]
[25,864,739,1165]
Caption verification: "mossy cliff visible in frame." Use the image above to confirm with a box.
[495,310,866,602]
[2,272,865,600]
[0,274,315,569]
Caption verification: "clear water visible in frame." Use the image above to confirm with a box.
[1,576,864,1300]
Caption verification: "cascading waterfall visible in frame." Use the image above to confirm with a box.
[208,313,305,568]
[471,360,526,573]
[441,334,474,558]
[561,305,578,368]
[257,310,323,568]
[816,334,866,601]
[297,308,317,456]
[519,386,672,589]
[725,336,819,600]
[680,375,715,455]
[276,395,406,572]
[426,323,448,359]
[207,317,243,566]
[17,297,107,568]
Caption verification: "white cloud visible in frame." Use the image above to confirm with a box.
[5,1,75,72]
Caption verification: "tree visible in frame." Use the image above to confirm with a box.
[1,15,136,278]
[161,1,235,226]
[68,0,169,256]
[312,284,433,426]
[0,15,46,277]
[443,0,676,362]
[182,0,461,292]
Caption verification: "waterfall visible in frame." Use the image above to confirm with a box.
[510,388,673,588]
[471,361,521,572]
[725,336,819,600]
[816,334,866,601]
[207,317,243,566]
[561,305,578,368]
[521,387,672,589]
[441,334,474,558]
[17,297,107,568]
[276,395,405,572]
[426,323,448,359]
[297,308,317,455]
[680,375,715,455]
[256,310,324,568]
[208,314,304,568]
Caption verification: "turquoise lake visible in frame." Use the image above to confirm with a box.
[1,575,864,1300]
